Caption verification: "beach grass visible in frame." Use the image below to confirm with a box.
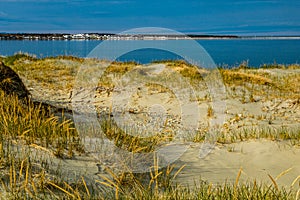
[0,92,88,199]
[0,91,84,156]
[0,54,299,199]
[99,116,173,153]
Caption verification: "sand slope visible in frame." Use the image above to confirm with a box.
[175,140,300,188]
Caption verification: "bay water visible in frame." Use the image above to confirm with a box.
[0,39,299,67]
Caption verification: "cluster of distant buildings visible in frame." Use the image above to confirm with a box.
[0,33,112,40]
[0,33,240,40]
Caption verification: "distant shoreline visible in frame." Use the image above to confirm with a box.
[1,33,300,40]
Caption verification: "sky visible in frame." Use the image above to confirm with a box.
[0,0,299,35]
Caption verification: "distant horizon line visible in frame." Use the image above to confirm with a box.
[1,32,300,38]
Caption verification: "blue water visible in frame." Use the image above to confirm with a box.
[0,39,299,67]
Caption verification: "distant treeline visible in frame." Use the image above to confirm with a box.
[187,34,239,38]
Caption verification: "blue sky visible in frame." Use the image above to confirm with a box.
[0,0,299,35]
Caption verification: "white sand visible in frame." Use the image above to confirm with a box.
[175,140,300,188]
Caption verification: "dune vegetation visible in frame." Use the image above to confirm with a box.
[0,54,299,199]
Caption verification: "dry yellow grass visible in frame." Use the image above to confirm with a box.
[164,60,208,80]
[105,61,138,75]
[221,70,273,85]
[220,68,300,100]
